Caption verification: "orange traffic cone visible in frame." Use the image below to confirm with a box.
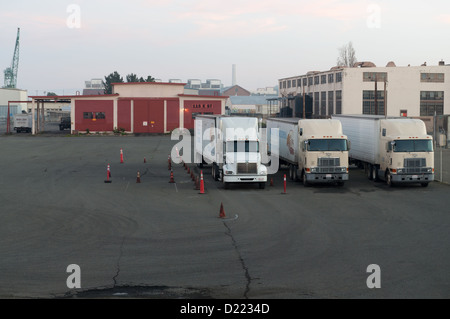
[104,164,112,183]
[219,202,226,218]
[144,157,147,163]
[136,171,141,183]
[169,170,175,183]
[168,155,172,170]
[120,148,124,164]
[270,178,274,186]
[187,166,190,174]
[199,170,205,194]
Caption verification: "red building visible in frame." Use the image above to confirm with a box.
[30,82,228,134]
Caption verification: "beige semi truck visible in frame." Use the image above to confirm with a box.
[266,118,350,186]
[333,115,434,187]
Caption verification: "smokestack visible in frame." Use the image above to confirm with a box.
[232,64,237,86]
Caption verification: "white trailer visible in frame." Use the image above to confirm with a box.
[333,115,434,187]
[13,113,32,133]
[266,118,349,186]
[194,115,267,189]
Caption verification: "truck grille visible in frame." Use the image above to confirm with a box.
[318,157,340,167]
[237,163,257,174]
[317,158,342,173]
[404,158,428,174]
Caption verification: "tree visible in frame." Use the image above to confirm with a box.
[103,71,124,94]
[141,75,155,82]
[337,42,357,67]
[126,73,139,83]
[47,92,57,96]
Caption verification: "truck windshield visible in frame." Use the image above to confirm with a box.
[307,139,348,152]
[394,140,433,152]
[226,141,259,152]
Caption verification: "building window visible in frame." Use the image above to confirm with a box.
[287,80,291,89]
[297,79,301,87]
[336,72,342,83]
[328,74,334,83]
[363,72,388,82]
[328,91,334,115]
[83,112,93,119]
[336,90,342,114]
[292,80,296,88]
[420,73,445,83]
[303,78,307,86]
[321,75,327,84]
[321,92,327,116]
[314,76,320,85]
[420,91,444,116]
[308,77,313,86]
[362,90,385,115]
[314,92,320,115]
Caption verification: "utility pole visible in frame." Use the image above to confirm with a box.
[303,85,306,119]
[384,79,387,118]
[374,78,378,115]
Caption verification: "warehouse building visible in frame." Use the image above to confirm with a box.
[29,82,228,134]
[278,61,450,118]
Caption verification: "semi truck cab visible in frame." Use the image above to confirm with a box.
[300,136,350,185]
[379,133,434,187]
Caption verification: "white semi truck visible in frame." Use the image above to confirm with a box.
[194,115,268,189]
[333,115,434,187]
[266,118,350,186]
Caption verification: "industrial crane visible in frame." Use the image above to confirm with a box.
[3,28,20,88]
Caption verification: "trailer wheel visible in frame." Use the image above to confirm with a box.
[421,182,429,187]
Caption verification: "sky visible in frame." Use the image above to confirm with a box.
[1,0,450,95]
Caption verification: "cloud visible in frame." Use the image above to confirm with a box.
[437,14,450,24]
[170,0,368,38]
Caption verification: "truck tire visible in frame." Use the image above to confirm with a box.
[302,170,309,187]
[367,164,373,180]
[212,164,219,181]
[289,165,294,180]
[293,166,298,181]
[221,171,229,189]
[421,182,429,187]
[259,182,266,189]
[386,171,394,187]
[372,166,380,182]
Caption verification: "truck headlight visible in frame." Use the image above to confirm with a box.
[397,168,403,174]
[311,167,317,173]
[340,167,347,173]
[225,171,233,175]
[427,168,432,173]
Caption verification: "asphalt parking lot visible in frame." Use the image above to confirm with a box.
[0,134,449,299]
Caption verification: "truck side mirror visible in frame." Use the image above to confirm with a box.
[347,140,351,151]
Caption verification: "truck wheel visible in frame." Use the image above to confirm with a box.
[421,183,429,187]
[259,182,266,189]
[367,164,373,180]
[221,172,229,189]
[372,166,379,182]
[386,171,394,187]
[293,166,298,181]
[302,171,309,187]
[289,165,294,180]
